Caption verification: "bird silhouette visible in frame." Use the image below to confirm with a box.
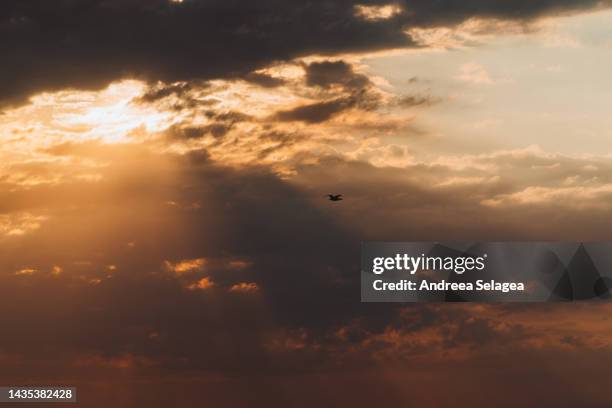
[327,194,343,201]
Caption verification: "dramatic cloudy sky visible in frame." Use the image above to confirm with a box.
[2,1,612,407]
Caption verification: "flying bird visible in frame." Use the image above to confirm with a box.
[327,194,343,201]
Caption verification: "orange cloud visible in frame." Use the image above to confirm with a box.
[229,282,259,293]
[187,277,215,291]
[164,258,207,275]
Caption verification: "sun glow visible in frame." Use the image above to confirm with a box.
[0,80,175,152]
[49,81,174,143]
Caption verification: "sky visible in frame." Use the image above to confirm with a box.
[2,1,612,407]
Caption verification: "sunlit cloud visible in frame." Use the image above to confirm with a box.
[187,277,214,291]
[0,213,47,237]
[407,17,532,49]
[164,258,207,275]
[481,184,612,208]
[0,80,174,159]
[354,4,403,21]
[229,282,259,293]
[15,268,37,276]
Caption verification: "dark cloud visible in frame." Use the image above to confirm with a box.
[304,60,371,90]
[166,123,233,139]
[404,0,609,27]
[243,72,287,88]
[275,98,354,123]
[0,0,412,106]
[1,0,610,106]
[398,94,437,107]
[136,82,194,103]
[275,90,380,123]
[164,110,253,139]
[205,110,252,123]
